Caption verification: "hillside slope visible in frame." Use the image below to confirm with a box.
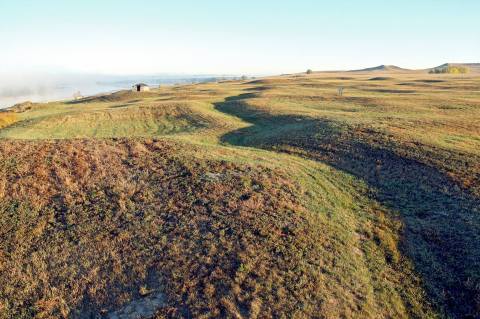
[1,71,480,318]
[350,65,414,73]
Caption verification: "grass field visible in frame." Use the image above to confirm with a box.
[0,71,479,318]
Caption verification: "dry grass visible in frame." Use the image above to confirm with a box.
[0,139,305,317]
[0,71,479,318]
[0,112,16,129]
[0,139,423,319]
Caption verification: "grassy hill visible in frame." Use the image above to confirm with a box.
[351,65,413,73]
[0,71,479,318]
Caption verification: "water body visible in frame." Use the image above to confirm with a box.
[0,83,124,109]
[0,74,237,109]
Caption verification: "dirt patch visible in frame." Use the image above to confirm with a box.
[107,292,166,319]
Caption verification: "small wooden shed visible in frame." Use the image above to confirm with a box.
[132,83,150,92]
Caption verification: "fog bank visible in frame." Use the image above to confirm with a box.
[0,71,239,109]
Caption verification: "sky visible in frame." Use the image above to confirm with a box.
[0,0,479,75]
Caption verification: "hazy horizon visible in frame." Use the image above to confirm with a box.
[0,72,248,108]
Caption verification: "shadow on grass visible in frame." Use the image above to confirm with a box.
[214,94,480,318]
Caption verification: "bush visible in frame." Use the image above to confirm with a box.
[0,112,17,129]
[306,69,313,74]
[429,66,469,74]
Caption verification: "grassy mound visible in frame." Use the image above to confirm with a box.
[0,139,438,318]
[0,103,209,139]
[71,90,157,104]
[0,139,304,317]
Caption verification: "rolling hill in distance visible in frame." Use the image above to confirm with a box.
[0,65,479,318]
[348,63,480,74]
[350,65,413,73]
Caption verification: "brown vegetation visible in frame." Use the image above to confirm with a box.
[0,139,325,318]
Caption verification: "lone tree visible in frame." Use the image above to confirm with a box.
[306,69,313,74]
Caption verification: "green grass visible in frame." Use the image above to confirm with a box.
[0,101,208,139]
[0,72,479,318]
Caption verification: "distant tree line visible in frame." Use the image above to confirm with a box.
[429,66,469,74]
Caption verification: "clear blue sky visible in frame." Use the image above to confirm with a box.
[1,0,479,74]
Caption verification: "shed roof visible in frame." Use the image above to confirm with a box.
[133,83,149,87]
